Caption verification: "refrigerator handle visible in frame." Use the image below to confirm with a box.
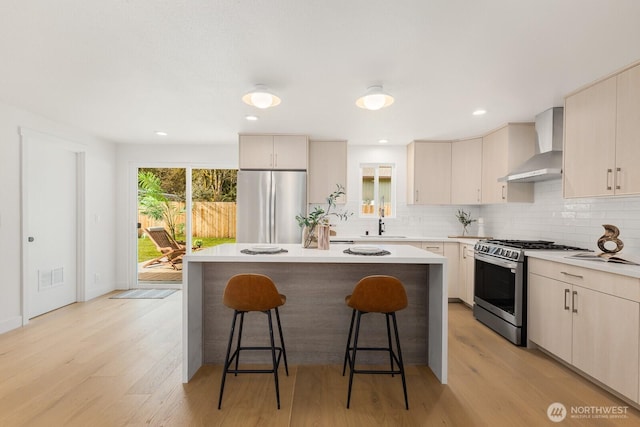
[270,174,276,243]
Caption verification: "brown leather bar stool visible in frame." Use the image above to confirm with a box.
[342,275,409,409]
[217,274,289,409]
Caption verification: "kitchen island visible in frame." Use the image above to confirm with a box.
[182,243,447,384]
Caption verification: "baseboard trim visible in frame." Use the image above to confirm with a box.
[0,316,23,335]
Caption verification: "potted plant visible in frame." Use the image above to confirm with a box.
[296,184,351,248]
[456,209,477,236]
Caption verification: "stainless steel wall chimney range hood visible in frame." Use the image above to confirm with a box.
[501,107,564,183]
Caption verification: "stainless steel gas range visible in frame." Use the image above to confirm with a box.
[473,239,590,346]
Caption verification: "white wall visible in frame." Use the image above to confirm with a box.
[114,143,238,289]
[0,101,117,334]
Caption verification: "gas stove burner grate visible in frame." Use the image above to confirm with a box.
[482,239,590,251]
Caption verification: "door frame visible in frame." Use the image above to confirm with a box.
[20,127,86,325]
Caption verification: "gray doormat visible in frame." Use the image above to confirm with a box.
[110,289,178,299]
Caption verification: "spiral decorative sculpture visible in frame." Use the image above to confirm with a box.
[597,224,624,254]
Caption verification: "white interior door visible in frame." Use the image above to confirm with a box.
[24,133,79,318]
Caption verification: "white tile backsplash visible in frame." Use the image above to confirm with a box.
[331,179,640,254]
[481,180,640,254]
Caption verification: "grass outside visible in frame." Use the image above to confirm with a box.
[138,235,236,262]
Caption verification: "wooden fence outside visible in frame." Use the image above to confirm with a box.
[138,202,237,238]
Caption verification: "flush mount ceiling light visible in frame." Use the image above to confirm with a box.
[245,115,259,121]
[155,131,168,136]
[472,109,487,116]
[242,84,281,109]
[356,85,394,111]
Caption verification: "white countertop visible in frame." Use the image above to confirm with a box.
[526,250,640,279]
[185,243,446,264]
[331,235,484,244]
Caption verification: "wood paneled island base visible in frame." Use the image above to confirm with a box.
[183,244,447,384]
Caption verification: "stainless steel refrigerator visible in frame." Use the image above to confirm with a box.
[236,170,307,243]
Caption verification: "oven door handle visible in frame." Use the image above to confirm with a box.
[474,252,518,270]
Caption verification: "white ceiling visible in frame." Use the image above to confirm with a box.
[1,0,640,146]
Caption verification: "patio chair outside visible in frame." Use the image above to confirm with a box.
[142,227,186,270]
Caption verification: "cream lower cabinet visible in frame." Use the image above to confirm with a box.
[528,259,640,403]
[458,244,475,306]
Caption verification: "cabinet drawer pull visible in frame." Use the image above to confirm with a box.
[572,290,578,313]
[564,289,570,310]
[501,185,506,200]
[561,271,583,279]
[616,167,621,190]
[425,246,441,249]
[606,168,613,190]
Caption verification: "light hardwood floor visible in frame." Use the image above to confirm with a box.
[1,292,638,426]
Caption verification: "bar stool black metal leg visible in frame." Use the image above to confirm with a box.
[346,310,362,409]
[385,313,395,377]
[342,309,356,376]
[234,311,245,376]
[267,310,281,409]
[392,312,409,410]
[274,307,288,376]
[218,310,239,409]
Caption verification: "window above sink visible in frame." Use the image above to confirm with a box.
[360,163,395,218]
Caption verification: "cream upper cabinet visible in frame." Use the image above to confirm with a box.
[239,134,308,170]
[308,140,347,204]
[451,137,482,204]
[407,141,452,205]
[615,64,640,195]
[564,62,640,198]
[528,258,640,403]
[481,124,535,204]
[563,76,617,198]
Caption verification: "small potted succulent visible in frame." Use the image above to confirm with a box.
[456,209,476,236]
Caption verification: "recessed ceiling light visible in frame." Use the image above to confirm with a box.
[472,109,487,116]
[356,85,394,111]
[245,115,259,121]
[242,84,281,109]
[378,139,389,144]
[155,131,168,136]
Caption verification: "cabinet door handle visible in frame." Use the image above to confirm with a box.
[560,271,583,279]
[274,153,278,167]
[606,168,613,190]
[462,248,467,259]
[572,290,578,313]
[501,185,506,200]
[270,154,274,167]
[415,190,419,202]
[616,167,621,190]
[564,289,570,310]
[477,188,481,202]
